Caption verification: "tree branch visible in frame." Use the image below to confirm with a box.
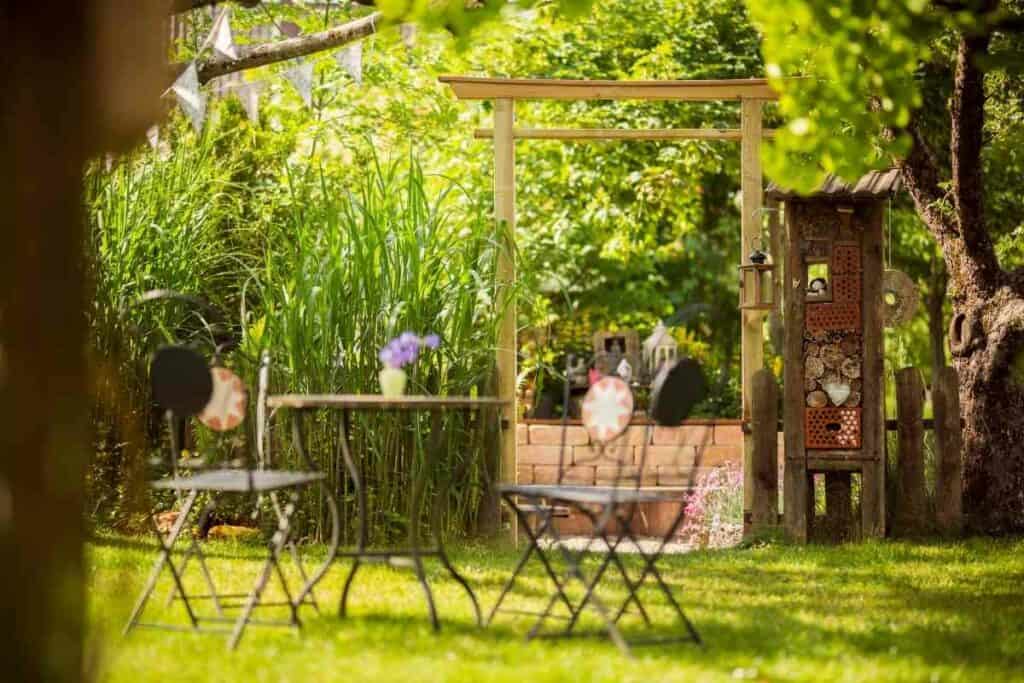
[182,11,381,84]
[171,0,261,13]
[950,29,1002,296]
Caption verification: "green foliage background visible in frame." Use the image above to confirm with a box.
[87,0,976,533]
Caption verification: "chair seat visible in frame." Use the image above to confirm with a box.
[152,469,324,492]
[500,483,688,504]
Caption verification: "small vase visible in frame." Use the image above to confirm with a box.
[379,367,407,397]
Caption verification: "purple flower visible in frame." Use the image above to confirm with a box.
[379,331,438,369]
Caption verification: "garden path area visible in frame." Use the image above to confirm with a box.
[89,536,1024,682]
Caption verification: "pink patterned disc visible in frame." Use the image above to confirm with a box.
[581,376,634,443]
[199,367,248,432]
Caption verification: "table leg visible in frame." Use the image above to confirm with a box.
[335,408,364,619]
[286,408,341,611]
[431,408,482,626]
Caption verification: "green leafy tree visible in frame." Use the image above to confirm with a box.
[746,0,1024,531]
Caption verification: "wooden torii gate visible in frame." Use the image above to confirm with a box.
[438,76,779,532]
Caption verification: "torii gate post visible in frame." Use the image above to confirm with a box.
[740,99,765,531]
[493,97,517,533]
[439,77,776,537]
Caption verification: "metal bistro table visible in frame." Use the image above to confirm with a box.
[266,393,507,631]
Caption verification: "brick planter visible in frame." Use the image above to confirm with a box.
[515,418,750,537]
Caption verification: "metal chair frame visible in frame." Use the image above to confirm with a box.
[122,296,339,649]
[487,356,707,656]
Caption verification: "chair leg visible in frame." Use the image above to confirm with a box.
[227,502,296,650]
[270,491,320,614]
[506,495,575,617]
[484,509,553,627]
[614,507,702,646]
[541,507,632,656]
[124,491,199,636]
[164,499,223,616]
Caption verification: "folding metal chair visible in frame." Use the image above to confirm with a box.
[122,292,338,649]
[488,356,710,656]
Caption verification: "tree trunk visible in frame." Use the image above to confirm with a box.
[951,291,1024,533]
[899,26,1024,533]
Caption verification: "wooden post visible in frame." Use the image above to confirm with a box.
[894,367,927,536]
[740,98,764,532]
[933,366,963,535]
[782,203,809,543]
[860,202,886,538]
[750,369,779,531]
[767,197,784,354]
[494,98,517,537]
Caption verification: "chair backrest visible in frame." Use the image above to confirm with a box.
[255,350,271,469]
[549,355,712,495]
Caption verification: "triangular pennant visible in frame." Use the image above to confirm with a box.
[283,61,314,108]
[212,8,238,61]
[335,43,363,85]
[171,63,208,133]
[237,82,263,123]
[400,23,416,50]
[146,125,160,150]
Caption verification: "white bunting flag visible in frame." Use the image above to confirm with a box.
[400,23,417,50]
[336,43,363,85]
[237,82,263,123]
[171,62,208,133]
[146,125,160,150]
[212,8,238,61]
[284,61,314,108]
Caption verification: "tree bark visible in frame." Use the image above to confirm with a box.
[899,26,1024,533]
[927,256,948,376]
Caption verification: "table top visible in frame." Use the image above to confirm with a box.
[266,394,509,410]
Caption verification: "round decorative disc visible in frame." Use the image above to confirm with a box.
[581,377,634,443]
[151,346,213,417]
[199,367,248,432]
[882,269,920,327]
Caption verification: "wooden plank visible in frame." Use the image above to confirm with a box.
[806,459,868,472]
[494,98,518,539]
[894,367,927,536]
[782,202,809,543]
[472,127,778,141]
[740,98,765,526]
[860,201,886,538]
[933,366,963,535]
[439,75,779,101]
[750,369,779,531]
[266,395,508,410]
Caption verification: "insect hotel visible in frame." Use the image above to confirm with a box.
[768,171,902,542]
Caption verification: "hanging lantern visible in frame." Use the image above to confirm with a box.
[739,238,775,312]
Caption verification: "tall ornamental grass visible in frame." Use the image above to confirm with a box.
[85,134,506,543]
[85,135,252,528]
[246,154,505,543]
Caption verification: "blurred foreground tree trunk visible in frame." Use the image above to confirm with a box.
[1,3,164,680]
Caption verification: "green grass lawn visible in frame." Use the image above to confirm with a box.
[88,535,1024,682]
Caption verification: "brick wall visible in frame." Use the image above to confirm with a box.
[515,419,751,536]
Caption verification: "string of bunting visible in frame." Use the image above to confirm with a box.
[166,11,384,135]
